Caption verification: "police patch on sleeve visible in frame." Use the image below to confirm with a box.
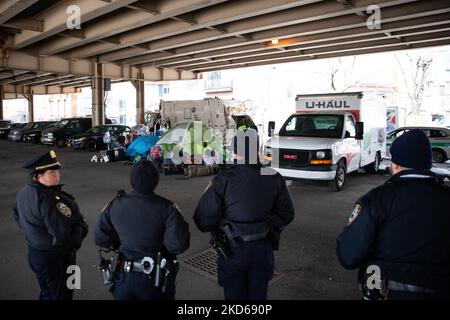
[56,202,72,218]
[347,203,362,225]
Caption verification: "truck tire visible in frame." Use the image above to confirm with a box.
[367,152,381,174]
[432,149,447,163]
[56,138,66,148]
[85,140,98,152]
[333,160,346,192]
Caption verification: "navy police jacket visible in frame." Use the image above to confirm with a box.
[194,165,295,240]
[14,181,88,252]
[94,191,190,260]
[336,170,450,292]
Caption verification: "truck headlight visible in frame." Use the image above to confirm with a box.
[48,133,53,138]
[316,151,326,159]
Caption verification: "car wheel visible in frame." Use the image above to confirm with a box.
[56,138,66,148]
[367,152,381,174]
[85,140,98,152]
[432,149,446,163]
[333,160,346,192]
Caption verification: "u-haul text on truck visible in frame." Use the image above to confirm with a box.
[265,92,386,191]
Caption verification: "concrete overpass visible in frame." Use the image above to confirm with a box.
[0,0,449,124]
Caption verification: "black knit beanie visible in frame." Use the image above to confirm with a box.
[129,159,160,194]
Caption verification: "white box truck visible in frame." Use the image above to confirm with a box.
[265,92,386,191]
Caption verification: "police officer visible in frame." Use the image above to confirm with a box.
[336,129,450,300]
[14,150,88,300]
[194,129,295,300]
[94,159,190,300]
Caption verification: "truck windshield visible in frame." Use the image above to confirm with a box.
[279,114,344,138]
[232,115,257,131]
[56,120,69,128]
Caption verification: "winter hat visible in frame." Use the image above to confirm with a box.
[129,159,160,193]
[390,129,432,170]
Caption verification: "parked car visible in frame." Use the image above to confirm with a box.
[0,120,12,128]
[0,122,24,138]
[8,121,54,142]
[22,122,57,143]
[67,124,130,151]
[41,117,112,148]
[387,126,450,163]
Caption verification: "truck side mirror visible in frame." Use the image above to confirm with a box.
[355,122,364,140]
[268,121,275,137]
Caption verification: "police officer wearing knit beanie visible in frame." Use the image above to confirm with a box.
[337,129,450,300]
[390,129,432,173]
[95,159,190,300]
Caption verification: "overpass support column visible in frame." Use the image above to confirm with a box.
[24,93,34,122]
[0,85,4,120]
[131,71,145,124]
[91,61,105,126]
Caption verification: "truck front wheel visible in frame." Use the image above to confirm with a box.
[367,152,381,174]
[333,161,346,192]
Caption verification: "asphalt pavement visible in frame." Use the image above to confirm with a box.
[0,139,398,300]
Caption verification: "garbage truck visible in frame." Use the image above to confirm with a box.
[265,92,387,191]
[160,98,257,135]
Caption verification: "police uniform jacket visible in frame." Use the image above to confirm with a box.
[14,181,88,252]
[336,170,450,292]
[194,165,295,240]
[94,191,190,260]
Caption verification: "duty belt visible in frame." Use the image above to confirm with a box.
[123,256,159,275]
[387,280,436,294]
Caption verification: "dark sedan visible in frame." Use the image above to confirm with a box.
[8,121,55,142]
[67,124,130,151]
[22,122,57,143]
[0,123,25,138]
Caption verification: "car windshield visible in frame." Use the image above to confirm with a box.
[32,122,48,129]
[22,122,35,129]
[56,120,69,128]
[87,126,104,134]
[279,114,344,138]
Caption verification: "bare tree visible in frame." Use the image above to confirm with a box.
[329,58,341,92]
[328,56,372,92]
[395,53,433,117]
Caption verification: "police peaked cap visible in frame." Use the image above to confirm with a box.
[23,150,61,173]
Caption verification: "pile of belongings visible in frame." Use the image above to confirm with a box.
[124,124,160,164]
[156,121,227,169]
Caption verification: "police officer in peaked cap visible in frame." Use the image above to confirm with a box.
[194,128,295,300]
[336,129,450,300]
[94,159,190,300]
[14,150,88,300]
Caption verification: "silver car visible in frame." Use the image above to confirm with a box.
[386,126,450,163]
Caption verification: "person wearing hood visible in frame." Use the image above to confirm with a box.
[14,150,88,300]
[336,129,450,300]
[94,159,190,300]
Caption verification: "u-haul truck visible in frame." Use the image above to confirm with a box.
[266,92,386,191]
